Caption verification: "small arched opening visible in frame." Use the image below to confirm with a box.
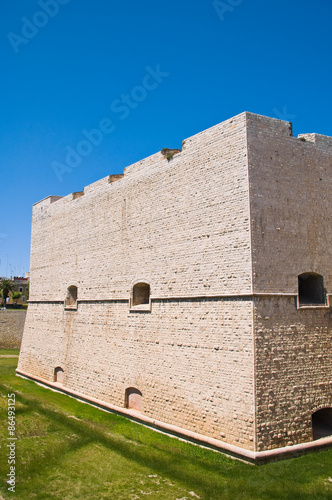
[54,367,64,384]
[298,273,325,306]
[132,282,150,307]
[312,408,332,440]
[125,387,143,411]
[65,285,78,309]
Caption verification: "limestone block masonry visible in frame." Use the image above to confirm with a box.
[17,112,332,461]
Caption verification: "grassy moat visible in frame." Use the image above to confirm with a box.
[1,351,332,499]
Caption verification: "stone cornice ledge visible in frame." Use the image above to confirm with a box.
[16,369,332,464]
[27,293,302,305]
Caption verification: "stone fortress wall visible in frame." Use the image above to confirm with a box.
[18,112,332,457]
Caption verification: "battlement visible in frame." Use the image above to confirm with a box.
[33,195,63,207]
[33,112,244,208]
[34,112,332,211]
[297,132,332,150]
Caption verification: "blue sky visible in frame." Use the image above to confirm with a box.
[0,0,331,277]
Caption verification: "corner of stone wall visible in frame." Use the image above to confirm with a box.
[246,112,293,138]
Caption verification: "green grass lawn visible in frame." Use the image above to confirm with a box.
[1,352,332,499]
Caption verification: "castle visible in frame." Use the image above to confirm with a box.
[17,112,332,462]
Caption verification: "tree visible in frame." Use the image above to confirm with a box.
[26,281,29,301]
[11,291,22,306]
[0,279,15,307]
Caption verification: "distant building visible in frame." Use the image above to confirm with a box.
[12,276,29,304]
[1,276,29,304]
